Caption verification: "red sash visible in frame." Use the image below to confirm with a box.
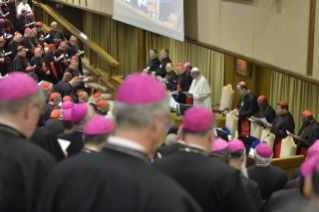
[240,119,250,137]
[274,135,286,158]
[298,143,308,161]
[50,62,57,79]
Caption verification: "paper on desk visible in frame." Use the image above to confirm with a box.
[170,90,179,95]
[57,139,71,151]
[286,130,295,138]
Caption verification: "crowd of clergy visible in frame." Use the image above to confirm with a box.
[1,5,319,212]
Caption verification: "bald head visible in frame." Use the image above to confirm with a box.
[165,133,178,146]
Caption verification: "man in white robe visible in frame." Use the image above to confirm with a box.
[186,67,212,110]
[17,0,33,15]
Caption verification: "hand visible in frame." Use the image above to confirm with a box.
[34,1,38,3]
[157,152,162,159]
[39,38,44,41]
[232,109,239,116]
[0,54,4,57]
[55,58,60,62]
[264,123,272,128]
[75,53,81,57]
[3,14,7,18]
[294,136,301,141]
[162,79,167,83]
[46,71,50,75]
[25,24,29,27]
[63,151,68,157]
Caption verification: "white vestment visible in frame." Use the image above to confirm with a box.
[188,74,212,110]
[17,2,32,15]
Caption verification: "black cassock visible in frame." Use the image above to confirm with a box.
[44,103,55,123]
[57,130,84,157]
[19,36,35,61]
[247,165,288,200]
[7,1,16,24]
[46,29,64,47]
[246,156,256,167]
[146,57,160,73]
[241,175,262,212]
[44,118,64,138]
[54,48,70,72]
[296,119,319,158]
[7,39,19,61]
[16,15,27,34]
[31,37,41,48]
[153,147,258,212]
[270,112,295,158]
[69,82,84,104]
[0,46,7,76]
[36,143,201,212]
[11,55,29,72]
[36,30,46,50]
[30,127,65,162]
[257,105,276,128]
[65,66,78,78]
[176,71,193,104]
[283,178,298,190]
[237,92,259,137]
[44,52,63,84]
[165,71,177,91]
[0,124,55,212]
[156,57,171,78]
[56,80,72,98]
[290,167,301,180]
[154,143,183,159]
[96,110,107,116]
[65,42,83,75]
[262,188,307,212]
[88,102,98,111]
[30,56,49,82]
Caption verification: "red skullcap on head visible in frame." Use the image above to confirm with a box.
[51,21,57,25]
[238,81,246,86]
[50,109,60,118]
[97,100,106,109]
[48,44,56,49]
[302,110,312,116]
[71,59,77,63]
[15,33,22,37]
[36,22,42,26]
[78,91,84,98]
[70,36,76,40]
[26,66,33,71]
[94,92,102,98]
[60,42,66,45]
[50,92,59,99]
[17,46,24,51]
[72,56,77,59]
[35,48,41,53]
[278,101,288,106]
[25,28,31,31]
[176,63,184,67]
[63,95,72,101]
[64,72,71,76]
[258,95,267,100]
[167,62,174,67]
[0,38,4,42]
[72,76,80,80]
[42,81,51,88]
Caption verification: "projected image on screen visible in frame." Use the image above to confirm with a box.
[113,0,184,41]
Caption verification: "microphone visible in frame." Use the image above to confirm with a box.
[238,127,251,138]
[94,74,103,78]
[261,134,270,142]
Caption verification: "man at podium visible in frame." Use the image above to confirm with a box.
[265,101,295,158]
[232,81,258,137]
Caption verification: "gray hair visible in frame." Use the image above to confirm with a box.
[165,133,178,146]
[230,149,249,178]
[74,109,94,126]
[114,93,170,129]
[255,150,272,166]
[0,89,45,114]
[84,132,112,145]
[161,48,169,55]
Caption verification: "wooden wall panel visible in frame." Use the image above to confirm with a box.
[312,0,319,80]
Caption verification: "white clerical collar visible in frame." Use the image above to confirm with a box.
[186,144,207,152]
[107,136,146,153]
[0,119,21,132]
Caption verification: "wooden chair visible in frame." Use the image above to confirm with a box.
[261,128,275,149]
[225,112,237,136]
[213,84,234,118]
[271,155,303,179]
[280,136,297,158]
[250,122,263,141]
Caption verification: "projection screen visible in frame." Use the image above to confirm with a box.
[113,0,185,41]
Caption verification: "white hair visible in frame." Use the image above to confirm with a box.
[165,134,178,146]
[255,150,272,166]
[230,148,249,178]
[114,93,170,129]
[51,22,57,26]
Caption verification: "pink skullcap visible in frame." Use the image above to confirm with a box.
[256,143,273,158]
[315,139,319,144]
[71,103,88,123]
[84,116,114,135]
[228,139,245,151]
[307,144,319,159]
[183,107,213,132]
[21,8,27,12]
[0,72,40,100]
[0,19,4,22]
[28,13,34,16]
[115,73,166,104]
[61,100,75,110]
[62,109,72,121]
[212,138,228,152]
[185,62,192,67]
[301,156,317,178]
